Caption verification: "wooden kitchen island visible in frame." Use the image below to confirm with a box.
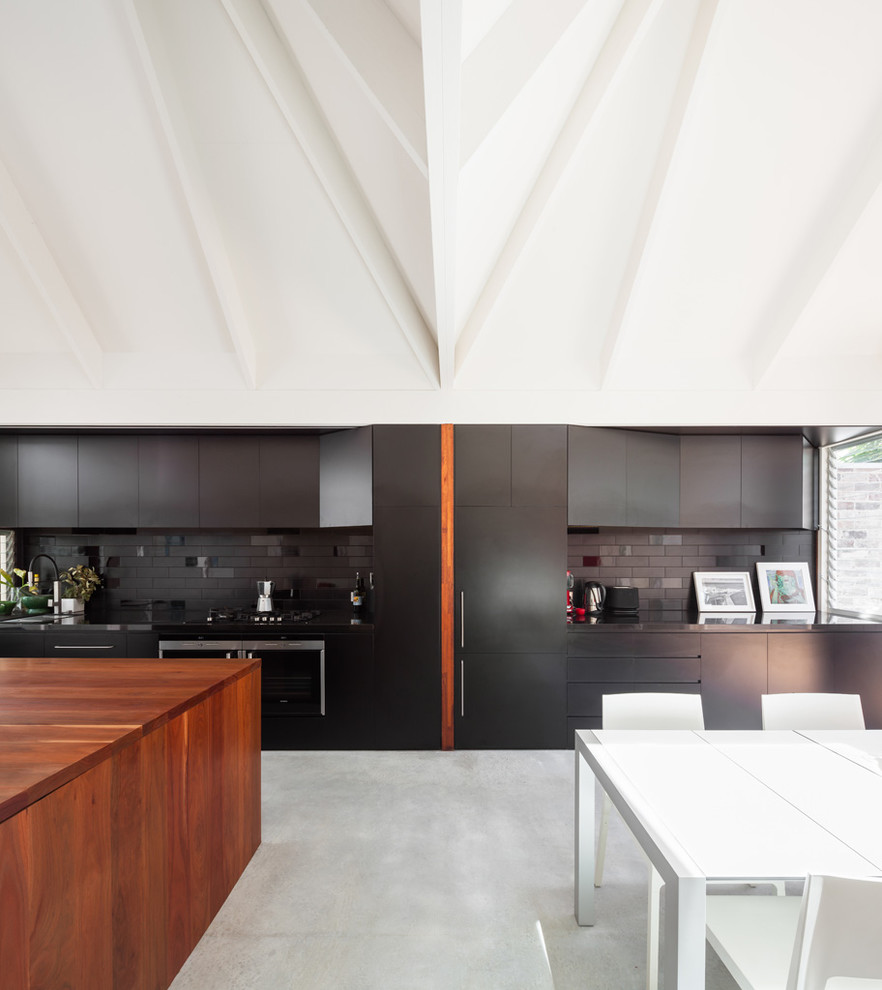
[0,657,261,990]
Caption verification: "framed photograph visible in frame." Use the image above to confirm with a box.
[693,571,756,612]
[755,562,815,612]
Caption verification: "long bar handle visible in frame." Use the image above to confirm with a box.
[461,659,465,717]
[460,591,465,648]
[51,644,114,650]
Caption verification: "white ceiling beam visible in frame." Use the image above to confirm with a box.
[599,0,720,388]
[124,0,259,389]
[751,99,882,389]
[0,155,103,387]
[222,0,440,387]
[297,0,427,175]
[420,0,462,390]
[454,0,664,382]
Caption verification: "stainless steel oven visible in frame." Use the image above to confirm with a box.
[158,638,325,716]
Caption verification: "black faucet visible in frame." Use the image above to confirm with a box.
[27,554,61,612]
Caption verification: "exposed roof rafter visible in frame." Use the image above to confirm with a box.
[751,95,882,388]
[124,0,259,389]
[453,0,664,384]
[223,0,440,387]
[421,0,462,391]
[0,155,104,387]
[599,0,721,388]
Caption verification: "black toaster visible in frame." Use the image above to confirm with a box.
[604,585,639,614]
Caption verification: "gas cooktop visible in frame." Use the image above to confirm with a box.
[204,607,322,625]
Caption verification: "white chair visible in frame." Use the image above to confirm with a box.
[761,692,866,730]
[706,873,882,990]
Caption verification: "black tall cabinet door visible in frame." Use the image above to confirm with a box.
[0,437,17,527]
[18,436,78,527]
[78,436,139,528]
[258,436,319,527]
[512,425,567,506]
[454,425,511,506]
[199,437,260,528]
[139,436,199,528]
[455,653,566,748]
[371,425,442,749]
[455,505,567,655]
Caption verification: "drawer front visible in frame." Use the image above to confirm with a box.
[567,681,633,716]
[567,633,634,657]
[43,631,129,657]
[633,657,701,683]
[568,657,634,682]
[630,634,700,658]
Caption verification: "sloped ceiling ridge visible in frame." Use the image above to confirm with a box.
[0,0,880,427]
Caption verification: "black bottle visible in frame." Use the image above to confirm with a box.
[351,572,365,613]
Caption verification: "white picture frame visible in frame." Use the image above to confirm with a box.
[755,561,815,612]
[693,571,756,612]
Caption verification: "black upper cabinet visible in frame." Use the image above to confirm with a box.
[198,437,260,528]
[568,427,679,526]
[373,425,440,507]
[320,427,373,527]
[258,436,319,527]
[742,435,815,529]
[626,431,679,525]
[139,436,199,528]
[18,436,78,527]
[680,435,742,528]
[512,425,567,507]
[78,436,139,528]
[456,425,566,508]
[568,427,626,525]
[455,425,511,506]
[0,437,17,528]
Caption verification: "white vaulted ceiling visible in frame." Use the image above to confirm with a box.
[0,0,881,427]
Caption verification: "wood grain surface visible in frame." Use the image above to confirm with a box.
[0,657,261,990]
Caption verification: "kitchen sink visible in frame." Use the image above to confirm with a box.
[1,615,59,624]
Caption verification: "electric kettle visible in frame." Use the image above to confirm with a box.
[584,581,606,615]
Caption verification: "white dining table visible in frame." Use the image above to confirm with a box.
[574,728,882,990]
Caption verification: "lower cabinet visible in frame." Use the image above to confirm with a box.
[455,654,566,749]
[701,633,768,729]
[0,632,44,657]
[262,633,373,750]
[566,632,701,745]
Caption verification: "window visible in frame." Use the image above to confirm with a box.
[0,529,13,579]
[820,433,882,617]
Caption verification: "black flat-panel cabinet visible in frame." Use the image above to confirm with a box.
[199,437,260,528]
[680,435,742,528]
[742,436,813,529]
[0,438,17,527]
[371,425,442,749]
[700,633,767,729]
[455,425,511,506]
[18,436,78,527]
[259,436,319,527]
[626,431,679,525]
[512,425,567,507]
[455,505,566,655]
[138,436,199,528]
[373,425,440,507]
[78,436,139,528]
[455,653,566,748]
[568,427,627,525]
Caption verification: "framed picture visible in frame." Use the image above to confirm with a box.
[755,562,815,612]
[693,571,756,612]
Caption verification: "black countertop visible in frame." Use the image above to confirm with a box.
[0,606,373,635]
[567,609,882,631]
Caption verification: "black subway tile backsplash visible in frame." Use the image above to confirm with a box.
[568,526,815,612]
[22,527,374,611]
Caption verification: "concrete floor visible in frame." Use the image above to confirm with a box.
[168,750,747,990]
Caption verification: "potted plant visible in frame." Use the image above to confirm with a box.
[0,568,41,614]
[60,564,102,613]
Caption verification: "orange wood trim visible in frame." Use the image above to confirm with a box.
[440,424,455,750]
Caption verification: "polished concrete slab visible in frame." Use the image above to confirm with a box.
[169,750,747,989]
